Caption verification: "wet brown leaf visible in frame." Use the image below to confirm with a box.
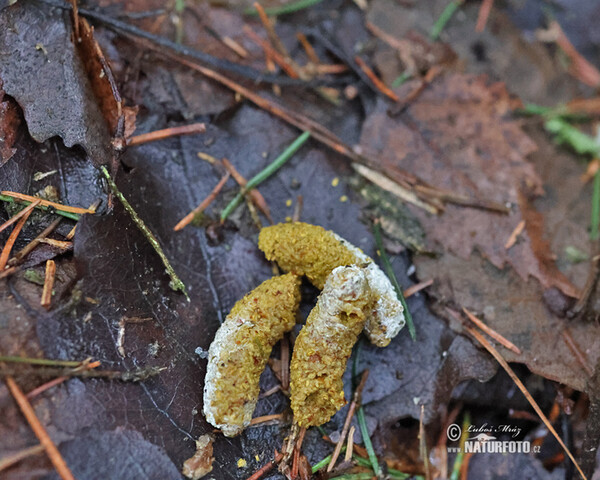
[360,73,579,298]
[0,86,20,165]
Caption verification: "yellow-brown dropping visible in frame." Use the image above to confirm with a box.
[290,266,372,427]
[203,273,301,437]
[258,222,362,290]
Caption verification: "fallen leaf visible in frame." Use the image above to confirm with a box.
[0,2,113,166]
[359,73,579,299]
[182,435,214,480]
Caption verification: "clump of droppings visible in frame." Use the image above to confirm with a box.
[290,265,372,427]
[259,222,405,346]
[203,273,301,437]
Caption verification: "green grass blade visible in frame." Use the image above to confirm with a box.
[430,0,463,40]
[592,170,600,241]
[220,131,311,220]
[372,222,416,341]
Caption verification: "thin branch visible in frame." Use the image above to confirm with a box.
[245,450,283,480]
[220,131,311,221]
[328,370,369,471]
[100,166,188,298]
[475,0,494,32]
[462,307,522,355]
[173,172,230,231]
[0,199,41,234]
[404,279,433,298]
[353,56,399,102]
[0,200,40,270]
[465,325,587,480]
[127,122,206,146]
[0,444,45,473]
[1,191,92,215]
[5,376,76,480]
[9,217,62,266]
[41,259,56,310]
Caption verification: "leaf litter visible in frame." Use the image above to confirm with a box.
[1,0,600,479]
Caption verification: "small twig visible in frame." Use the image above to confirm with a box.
[344,426,355,463]
[245,450,283,480]
[413,182,510,214]
[100,166,188,298]
[9,217,62,266]
[291,427,307,480]
[222,158,273,223]
[353,56,399,102]
[459,452,473,480]
[26,377,67,398]
[475,0,494,32]
[203,25,249,58]
[548,21,600,88]
[352,163,440,215]
[373,221,416,341]
[221,131,311,221]
[5,376,76,480]
[296,32,320,64]
[419,405,431,480]
[38,238,73,250]
[249,413,285,426]
[253,2,292,60]
[259,384,281,398]
[403,279,433,298]
[127,122,206,146]
[41,260,56,310]
[0,198,41,234]
[281,423,300,467]
[0,200,40,271]
[26,361,101,399]
[280,334,290,391]
[1,191,92,215]
[68,3,311,87]
[243,26,300,79]
[465,325,588,480]
[328,370,369,471]
[0,365,166,381]
[0,356,92,367]
[0,444,45,473]
[562,329,594,376]
[462,307,522,355]
[292,194,303,223]
[504,219,526,249]
[173,172,231,231]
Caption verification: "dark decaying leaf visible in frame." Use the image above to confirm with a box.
[0,1,113,166]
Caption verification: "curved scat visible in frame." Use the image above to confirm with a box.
[290,265,371,427]
[259,222,405,346]
[203,273,301,437]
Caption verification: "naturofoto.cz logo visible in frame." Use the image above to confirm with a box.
[446,423,540,454]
